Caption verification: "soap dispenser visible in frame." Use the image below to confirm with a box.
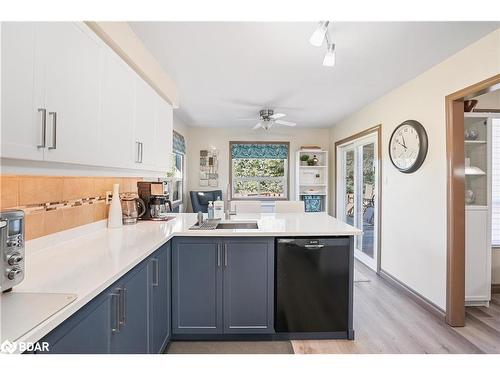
[207,201,214,219]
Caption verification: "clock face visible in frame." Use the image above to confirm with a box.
[389,120,428,173]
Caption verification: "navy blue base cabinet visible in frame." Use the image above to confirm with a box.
[38,242,171,354]
[172,237,274,336]
[149,242,171,353]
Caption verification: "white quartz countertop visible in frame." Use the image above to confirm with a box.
[1,212,360,351]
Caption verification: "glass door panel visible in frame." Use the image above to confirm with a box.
[344,149,355,227]
[337,134,379,271]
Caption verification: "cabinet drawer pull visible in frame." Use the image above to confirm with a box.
[110,293,120,334]
[152,258,159,287]
[48,111,57,150]
[37,108,47,148]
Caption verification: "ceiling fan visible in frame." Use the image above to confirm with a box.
[249,109,297,131]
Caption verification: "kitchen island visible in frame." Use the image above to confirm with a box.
[2,213,360,353]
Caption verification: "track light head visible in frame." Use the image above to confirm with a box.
[323,43,336,67]
[309,21,329,47]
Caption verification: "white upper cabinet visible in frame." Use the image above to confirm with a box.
[99,49,136,169]
[38,23,103,165]
[1,22,173,174]
[1,23,44,160]
[133,76,159,170]
[156,96,173,172]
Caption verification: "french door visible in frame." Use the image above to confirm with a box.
[336,133,380,271]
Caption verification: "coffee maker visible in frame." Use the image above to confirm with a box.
[137,181,173,221]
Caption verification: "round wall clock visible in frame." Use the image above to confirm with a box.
[389,120,428,173]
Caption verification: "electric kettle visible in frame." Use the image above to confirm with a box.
[121,196,146,225]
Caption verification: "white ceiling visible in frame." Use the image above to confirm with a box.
[130,22,499,128]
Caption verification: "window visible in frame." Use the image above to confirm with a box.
[492,119,500,246]
[230,142,289,200]
[169,152,184,203]
[166,130,186,206]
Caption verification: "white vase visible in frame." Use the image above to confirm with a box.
[108,183,123,228]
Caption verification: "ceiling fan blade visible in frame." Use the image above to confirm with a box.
[236,117,258,121]
[270,113,286,119]
[274,119,296,127]
[252,122,263,130]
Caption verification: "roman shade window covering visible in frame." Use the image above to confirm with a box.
[173,130,186,154]
[231,143,289,159]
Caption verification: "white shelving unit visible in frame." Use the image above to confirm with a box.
[295,149,328,212]
[464,112,493,306]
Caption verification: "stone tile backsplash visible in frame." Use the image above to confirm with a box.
[0,176,143,240]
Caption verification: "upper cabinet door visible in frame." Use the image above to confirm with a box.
[38,23,103,166]
[99,51,136,169]
[133,77,158,170]
[155,97,173,172]
[1,22,44,161]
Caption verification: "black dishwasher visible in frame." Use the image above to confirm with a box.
[275,237,354,340]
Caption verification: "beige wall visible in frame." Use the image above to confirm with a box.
[475,89,500,109]
[185,126,331,212]
[328,29,500,309]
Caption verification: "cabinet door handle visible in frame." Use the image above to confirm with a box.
[224,243,228,267]
[118,287,127,327]
[110,293,120,334]
[140,142,144,163]
[37,108,47,148]
[48,111,57,150]
[152,258,159,287]
[217,244,221,267]
[135,141,141,163]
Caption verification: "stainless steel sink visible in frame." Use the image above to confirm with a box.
[216,222,259,229]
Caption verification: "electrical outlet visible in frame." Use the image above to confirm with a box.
[105,191,112,204]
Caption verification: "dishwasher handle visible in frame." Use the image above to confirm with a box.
[304,244,325,249]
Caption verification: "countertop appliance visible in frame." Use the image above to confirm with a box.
[138,181,173,221]
[1,210,25,293]
[121,195,146,225]
[275,237,354,339]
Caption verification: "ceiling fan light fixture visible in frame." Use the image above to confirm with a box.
[309,21,329,47]
[323,43,336,67]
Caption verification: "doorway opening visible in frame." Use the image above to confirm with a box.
[335,125,381,272]
[446,74,500,327]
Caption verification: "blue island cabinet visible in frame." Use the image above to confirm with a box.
[172,237,274,337]
[149,242,171,353]
[109,263,149,353]
[37,242,171,354]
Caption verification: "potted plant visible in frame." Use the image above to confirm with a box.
[300,154,310,166]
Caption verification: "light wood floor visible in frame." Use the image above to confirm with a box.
[292,262,500,354]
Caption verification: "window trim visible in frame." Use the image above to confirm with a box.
[229,141,290,201]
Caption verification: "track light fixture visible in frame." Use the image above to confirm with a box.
[309,21,329,47]
[323,43,336,67]
[310,21,336,67]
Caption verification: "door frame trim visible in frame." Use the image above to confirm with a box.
[334,124,382,272]
[445,74,500,327]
